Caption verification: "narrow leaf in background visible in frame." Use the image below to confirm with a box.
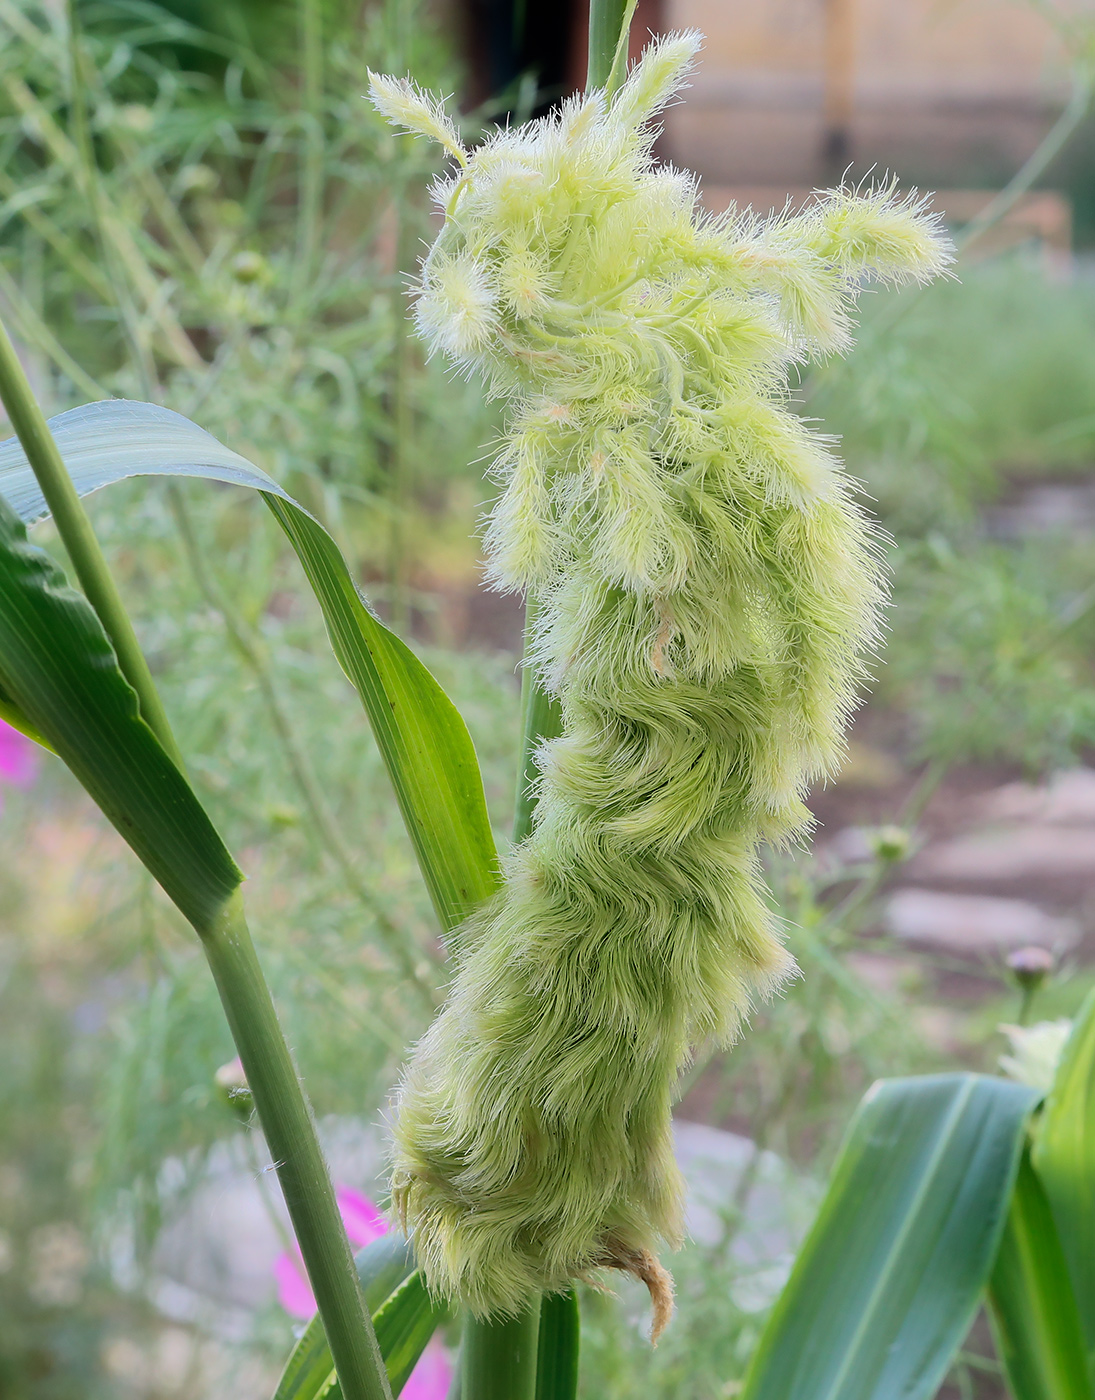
[274,1236,418,1400]
[740,1073,1039,1400]
[273,1233,449,1400]
[1033,987,1095,1375]
[988,1147,1093,1400]
[275,1191,451,1400]
[368,1272,449,1398]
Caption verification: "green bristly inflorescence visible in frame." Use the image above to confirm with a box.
[369,33,951,1326]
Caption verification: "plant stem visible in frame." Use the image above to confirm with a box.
[295,0,325,287]
[0,312,182,766]
[586,0,637,92]
[535,1290,580,1399]
[201,891,392,1400]
[460,1305,539,1400]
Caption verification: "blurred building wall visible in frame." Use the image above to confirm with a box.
[662,0,1073,187]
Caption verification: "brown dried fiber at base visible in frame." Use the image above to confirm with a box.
[589,1238,676,1343]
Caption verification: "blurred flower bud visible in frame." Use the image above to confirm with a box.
[117,103,155,133]
[869,825,910,863]
[999,1019,1071,1092]
[19,111,46,146]
[230,250,271,285]
[266,800,301,829]
[1006,944,1054,991]
[215,200,246,230]
[177,163,218,196]
[214,1057,253,1120]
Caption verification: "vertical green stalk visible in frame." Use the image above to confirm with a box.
[535,1291,580,1399]
[202,894,392,1400]
[296,0,325,284]
[586,0,638,93]
[0,313,181,765]
[460,1304,540,1400]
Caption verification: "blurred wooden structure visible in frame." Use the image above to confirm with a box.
[663,0,1077,192]
[454,0,1081,251]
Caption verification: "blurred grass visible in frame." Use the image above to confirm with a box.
[1,0,1095,1395]
[812,262,1095,532]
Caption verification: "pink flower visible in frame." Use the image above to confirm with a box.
[0,719,37,813]
[275,1187,450,1400]
[0,719,36,787]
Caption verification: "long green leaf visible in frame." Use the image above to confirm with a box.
[0,399,500,934]
[0,674,52,749]
[279,1265,445,1400]
[369,1269,446,1396]
[1033,987,1095,1373]
[740,1073,1039,1400]
[988,1147,1093,1400]
[274,1236,418,1400]
[0,488,240,929]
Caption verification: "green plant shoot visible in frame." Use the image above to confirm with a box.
[369,32,951,1325]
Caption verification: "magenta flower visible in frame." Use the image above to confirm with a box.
[275,1186,451,1400]
[0,719,37,811]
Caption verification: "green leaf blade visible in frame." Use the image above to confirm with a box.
[372,1269,447,1395]
[264,494,500,933]
[0,399,500,935]
[988,1147,1093,1400]
[741,1072,1039,1400]
[275,1258,445,1400]
[274,1237,419,1400]
[0,490,240,930]
[1033,987,1095,1374]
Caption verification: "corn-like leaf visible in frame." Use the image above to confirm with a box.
[0,675,52,749]
[274,1241,445,1400]
[368,1270,446,1396]
[0,488,240,930]
[988,1147,1093,1400]
[1033,987,1095,1375]
[0,399,500,934]
[274,1236,418,1400]
[740,1073,1039,1400]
